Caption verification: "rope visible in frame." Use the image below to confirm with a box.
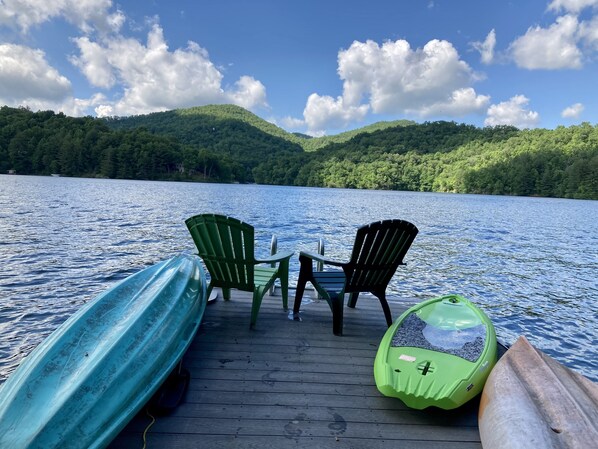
[141,408,156,449]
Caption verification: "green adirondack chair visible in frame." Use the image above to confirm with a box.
[185,214,293,329]
[293,219,418,336]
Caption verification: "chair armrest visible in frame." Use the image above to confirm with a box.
[257,250,294,264]
[298,250,344,268]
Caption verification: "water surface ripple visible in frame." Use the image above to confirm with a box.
[1,175,596,383]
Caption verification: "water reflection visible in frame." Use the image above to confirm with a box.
[0,175,596,382]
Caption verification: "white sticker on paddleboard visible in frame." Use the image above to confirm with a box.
[399,354,416,362]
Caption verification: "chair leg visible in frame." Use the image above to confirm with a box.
[376,291,393,327]
[347,292,359,308]
[222,287,231,300]
[278,259,290,310]
[292,277,307,321]
[250,288,266,329]
[206,283,214,302]
[329,293,345,336]
[293,257,313,320]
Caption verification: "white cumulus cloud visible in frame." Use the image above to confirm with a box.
[226,75,268,111]
[69,37,116,89]
[279,116,306,131]
[0,0,124,34]
[509,15,583,69]
[578,15,598,50]
[0,43,72,102]
[548,0,598,13]
[485,95,540,128]
[71,24,269,116]
[415,88,490,117]
[303,94,369,135]
[1,3,268,118]
[0,44,106,114]
[561,102,584,118]
[302,38,488,135]
[472,29,497,64]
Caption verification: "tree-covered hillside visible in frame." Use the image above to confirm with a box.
[1,105,596,199]
[0,106,185,180]
[0,105,298,182]
[105,104,305,149]
[271,121,597,199]
[105,104,415,151]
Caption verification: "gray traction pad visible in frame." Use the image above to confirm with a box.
[391,313,486,363]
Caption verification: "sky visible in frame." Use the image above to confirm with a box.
[1,0,597,136]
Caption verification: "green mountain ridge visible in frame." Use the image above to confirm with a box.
[108,104,416,151]
[176,104,303,145]
[176,104,417,151]
[1,104,596,199]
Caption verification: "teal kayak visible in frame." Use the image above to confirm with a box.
[0,253,206,448]
[374,294,497,410]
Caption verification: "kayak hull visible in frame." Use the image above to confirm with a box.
[0,253,207,449]
[374,294,497,410]
[479,335,598,449]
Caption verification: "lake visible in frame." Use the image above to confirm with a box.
[0,175,596,383]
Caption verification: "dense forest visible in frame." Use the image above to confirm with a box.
[1,105,596,199]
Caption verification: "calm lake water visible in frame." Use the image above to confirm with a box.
[1,175,597,383]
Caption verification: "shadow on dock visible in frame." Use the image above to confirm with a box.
[109,290,483,449]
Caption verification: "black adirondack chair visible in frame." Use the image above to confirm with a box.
[293,219,418,336]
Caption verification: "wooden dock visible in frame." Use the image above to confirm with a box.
[108,290,484,448]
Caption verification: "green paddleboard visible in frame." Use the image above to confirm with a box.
[374,294,497,410]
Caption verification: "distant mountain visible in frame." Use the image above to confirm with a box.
[176,104,306,146]
[300,119,416,151]
[103,105,304,179]
[3,105,595,199]
[104,104,415,151]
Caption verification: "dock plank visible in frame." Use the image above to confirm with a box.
[108,290,483,449]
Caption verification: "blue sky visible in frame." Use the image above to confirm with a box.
[1,0,597,135]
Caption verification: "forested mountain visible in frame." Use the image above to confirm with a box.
[105,104,305,148]
[278,121,597,198]
[104,104,414,151]
[104,105,304,182]
[1,105,596,199]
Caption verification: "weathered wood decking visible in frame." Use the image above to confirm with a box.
[108,290,484,448]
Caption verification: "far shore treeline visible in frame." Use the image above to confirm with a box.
[1,104,596,200]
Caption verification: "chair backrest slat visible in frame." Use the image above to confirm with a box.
[345,219,418,292]
[185,214,255,291]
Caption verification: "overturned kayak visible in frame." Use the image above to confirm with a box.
[0,253,206,449]
[479,335,598,449]
[374,294,497,410]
